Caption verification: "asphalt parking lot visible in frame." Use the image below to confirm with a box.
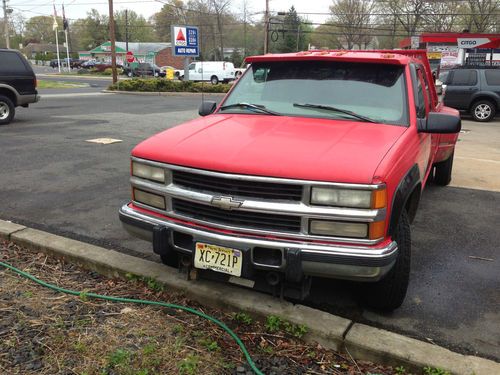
[0,90,498,361]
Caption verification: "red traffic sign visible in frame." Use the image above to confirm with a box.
[126,51,134,63]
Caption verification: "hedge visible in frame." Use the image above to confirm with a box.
[108,79,231,93]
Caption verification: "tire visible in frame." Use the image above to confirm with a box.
[179,75,184,81]
[154,72,159,77]
[210,75,219,85]
[0,95,15,125]
[433,152,454,186]
[471,100,496,122]
[127,71,133,77]
[361,211,411,311]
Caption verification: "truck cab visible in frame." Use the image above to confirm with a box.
[119,50,460,310]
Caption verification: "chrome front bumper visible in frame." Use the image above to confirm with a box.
[119,204,398,282]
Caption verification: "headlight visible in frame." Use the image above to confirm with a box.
[310,187,386,209]
[132,162,165,183]
[309,220,368,238]
[311,187,372,208]
[133,188,166,210]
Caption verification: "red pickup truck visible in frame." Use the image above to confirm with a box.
[119,50,461,310]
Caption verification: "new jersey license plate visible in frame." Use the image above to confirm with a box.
[194,243,242,277]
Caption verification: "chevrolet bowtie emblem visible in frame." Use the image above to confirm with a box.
[211,196,243,210]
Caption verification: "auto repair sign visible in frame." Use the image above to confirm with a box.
[172,25,199,57]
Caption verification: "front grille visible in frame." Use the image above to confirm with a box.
[172,170,303,201]
[172,199,302,233]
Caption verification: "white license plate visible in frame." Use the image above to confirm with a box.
[194,243,242,277]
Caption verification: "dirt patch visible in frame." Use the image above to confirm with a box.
[1,240,401,374]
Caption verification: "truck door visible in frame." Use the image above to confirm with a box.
[415,67,436,182]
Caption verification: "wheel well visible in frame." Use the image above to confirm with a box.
[469,96,498,111]
[0,88,17,106]
[405,184,421,224]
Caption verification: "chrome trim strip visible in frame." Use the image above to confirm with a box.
[132,200,383,245]
[120,204,396,257]
[131,156,385,190]
[130,177,386,222]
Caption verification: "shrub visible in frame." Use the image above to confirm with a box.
[108,78,231,94]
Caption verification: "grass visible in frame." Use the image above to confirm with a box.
[0,240,453,375]
[37,79,88,89]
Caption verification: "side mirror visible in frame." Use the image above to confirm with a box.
[419,112,461,134]
[198,101,217,116]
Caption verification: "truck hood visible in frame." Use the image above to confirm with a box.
[132,114,407,184]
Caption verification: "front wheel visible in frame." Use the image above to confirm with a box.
[0,95,15,125]
[361,211,411,311]
[210,75,219,85]
[433,152,454,186]
[471,100,496,122]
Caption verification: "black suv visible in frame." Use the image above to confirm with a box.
[0,49,39,125]
[443,67,500,122]
[123,63,165,78]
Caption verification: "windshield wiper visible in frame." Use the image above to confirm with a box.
[219,102,282,116]
[293,103,377,123]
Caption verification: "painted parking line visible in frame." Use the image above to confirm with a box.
[41,93,113,99]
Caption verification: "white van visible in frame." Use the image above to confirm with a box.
[179,61,235,84]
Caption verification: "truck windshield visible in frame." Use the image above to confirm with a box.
[221,60,408,126]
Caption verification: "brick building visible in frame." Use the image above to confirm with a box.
[79,41,187,68]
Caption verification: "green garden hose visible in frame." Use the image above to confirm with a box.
[0,260,264,375]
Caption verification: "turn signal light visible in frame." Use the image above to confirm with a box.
[369,221,386,240]
[371,188,387,209]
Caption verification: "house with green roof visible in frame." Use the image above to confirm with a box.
[79,41,186,68]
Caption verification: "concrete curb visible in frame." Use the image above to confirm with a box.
[1,219,498,374]
[101,90,227,97]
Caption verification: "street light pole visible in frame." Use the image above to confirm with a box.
[108,0,117,84]
[263,0,269,54]
[2,0,10,49]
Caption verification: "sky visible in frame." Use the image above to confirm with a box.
[8,0,332,24]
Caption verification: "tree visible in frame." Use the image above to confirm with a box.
[152,0,187,42]
[377,0,431,37]
[24,16,61,44]
[271,6,309,53]
[329,0,375,49]
[210,0,232,59]
[71,9,109,50]
[465,0,499,32]
[114,10,155,42]
[423,1,462,33]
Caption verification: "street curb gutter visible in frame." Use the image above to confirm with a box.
[101,89,227,97]
[1,220,499,375]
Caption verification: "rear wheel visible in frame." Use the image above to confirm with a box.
[433,152,454,186]
[361,211,411,311]
[210,75,219,85]
[0,95,15,125]
[471,100,496,122]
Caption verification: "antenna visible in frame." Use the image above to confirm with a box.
[200,29,205,106]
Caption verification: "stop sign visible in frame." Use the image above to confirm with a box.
[126,51,134,63]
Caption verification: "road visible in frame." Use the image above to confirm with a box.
[0,90,498,361]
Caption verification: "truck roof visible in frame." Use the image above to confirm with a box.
[246,49,426,65]
[245,49,438,107]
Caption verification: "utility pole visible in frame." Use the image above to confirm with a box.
[125,9,129,52]
[108,0,117,84]
[263,0,269,54]
[2,0,10,49]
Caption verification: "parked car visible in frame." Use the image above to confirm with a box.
[235,64,250,78]
[442,66,500,122]
[119,50,461,311]
[435,70,450,95]
[123,63,165,77]
[70,59,84,69]
[0,49,40,125]
[177,61,235,84]
[81,60,98,69]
